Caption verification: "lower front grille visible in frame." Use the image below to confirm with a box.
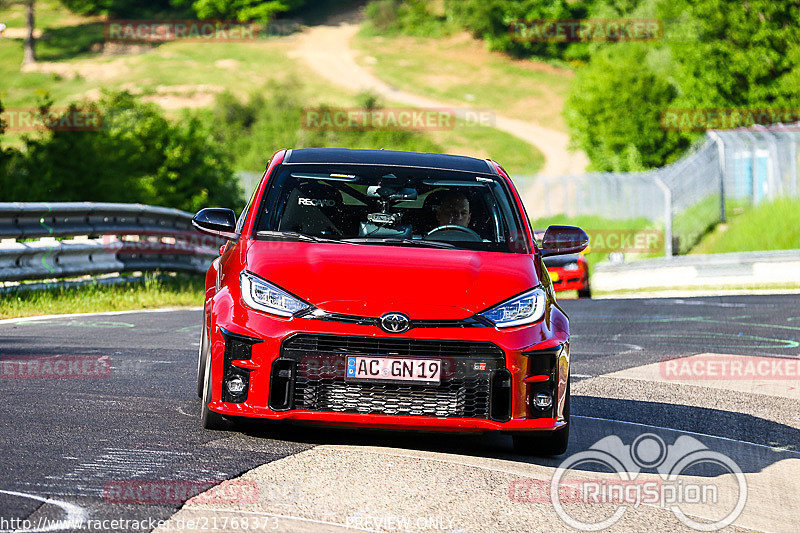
[296,377,488,418]
[275,334,506,420]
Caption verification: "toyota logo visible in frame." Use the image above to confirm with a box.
[380,313,411,334]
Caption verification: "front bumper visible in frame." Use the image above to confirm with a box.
[207,299,570,433]
[549,267,588,292]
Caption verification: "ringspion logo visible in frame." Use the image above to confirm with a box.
[547,433,747,530]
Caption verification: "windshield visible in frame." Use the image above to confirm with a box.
[254,164,530,253]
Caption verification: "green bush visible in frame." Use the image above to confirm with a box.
[444,0,574,58]
[564,43,691,172]
[364,0,452,37]
[0,93,242,212]
[205,81,443,172]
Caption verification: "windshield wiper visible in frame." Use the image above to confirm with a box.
[341,237,456,249]
[256,231,350,244]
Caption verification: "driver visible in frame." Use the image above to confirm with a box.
[434,191,471,228]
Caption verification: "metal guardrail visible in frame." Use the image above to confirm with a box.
[592,249,800,292]
[0,203,220,283]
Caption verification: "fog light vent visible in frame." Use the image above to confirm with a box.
[226,376,246,394]
[533,392,553,410]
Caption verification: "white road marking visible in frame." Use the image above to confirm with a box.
[573,415,800,455]
[0,490,87,532]
[0,307,202,325]
[177,405,195,418]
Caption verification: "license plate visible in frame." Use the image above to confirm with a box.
[345,356,441,383]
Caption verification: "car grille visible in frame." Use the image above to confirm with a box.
[274,334,507,420]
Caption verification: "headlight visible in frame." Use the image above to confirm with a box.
[480,287,547,328]
[240,272,311,317]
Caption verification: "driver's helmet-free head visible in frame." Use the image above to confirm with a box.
[427,189,471,228]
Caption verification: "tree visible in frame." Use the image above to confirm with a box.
[175,0,307,22]
[22,0,35,64]
[58,0,176,17]
[3,93,242,211]
[565,0,800,170]
[0,0,37,64]
[564,43,689,171]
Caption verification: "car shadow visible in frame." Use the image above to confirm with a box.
[233,395,799,476]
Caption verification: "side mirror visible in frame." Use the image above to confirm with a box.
[540,225,589,257]
[192,208,239,240]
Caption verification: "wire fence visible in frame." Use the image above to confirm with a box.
[519,126,800,255]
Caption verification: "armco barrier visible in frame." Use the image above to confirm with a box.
[0,203,220,282]
[592,249,800,292]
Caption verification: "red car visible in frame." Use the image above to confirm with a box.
[543,253,592,298]
[192,148,588,456]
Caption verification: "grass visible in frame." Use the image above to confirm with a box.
[691,198,800,254]
[428,117,544,175]
[0,0,92,29]
[0,3,546,174]
[671,195,728,254]
[0,274,203,319]
[351,31,574,132]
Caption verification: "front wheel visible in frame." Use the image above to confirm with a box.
[512,378,570,456]
[196,312,208,398]
[200,335,230,431]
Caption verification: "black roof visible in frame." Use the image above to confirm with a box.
[284,148,495,174]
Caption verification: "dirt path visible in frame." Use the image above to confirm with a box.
[288,22,588,179]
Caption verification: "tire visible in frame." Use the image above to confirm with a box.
[196,313,208,398]
[577,286,592,299]
[513,378,570,456]
[200,333,229,431]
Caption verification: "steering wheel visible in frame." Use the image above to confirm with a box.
[425,225,482,242]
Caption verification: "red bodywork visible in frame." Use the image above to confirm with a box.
[546,255,590,293]
[202,151,571,433]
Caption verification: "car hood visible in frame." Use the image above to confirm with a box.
[246,241,539,319]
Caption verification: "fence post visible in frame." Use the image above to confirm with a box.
[708,131,727,223]
[654,176,673,257]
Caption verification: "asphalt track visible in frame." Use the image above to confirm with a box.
[1,295,799,532]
